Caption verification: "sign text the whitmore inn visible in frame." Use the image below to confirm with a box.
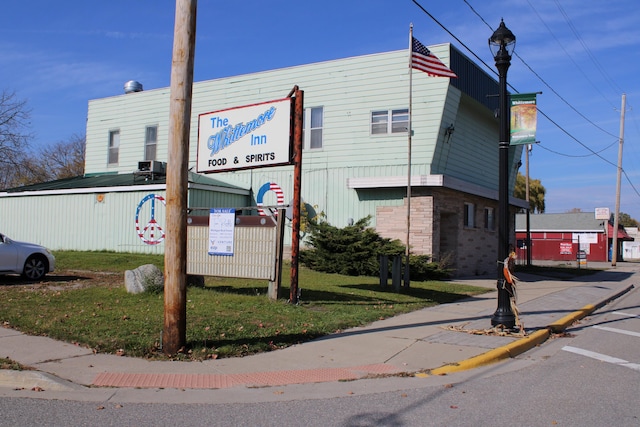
[197,98,292,174]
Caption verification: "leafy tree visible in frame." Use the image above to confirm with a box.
[514,172,546,213]
[0,90,33,189]
[612,212,639,228]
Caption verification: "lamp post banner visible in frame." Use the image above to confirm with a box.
[510,93,537,145]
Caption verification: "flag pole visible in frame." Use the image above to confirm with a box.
[404,24,413,288]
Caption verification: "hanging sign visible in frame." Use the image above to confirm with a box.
[510,93,538,145]
[197,98,292,173]
[208,208,236,256]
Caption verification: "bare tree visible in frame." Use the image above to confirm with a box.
[47,133,86,179]
[0,90,33,189]
[19,134,86,185]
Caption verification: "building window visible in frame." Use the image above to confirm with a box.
[108,130,120,165]
[303,107,323,149]
[145,125,158,161]
[391,109,409,133]
[464,203,475,228]
[371,109,409,134]
[484,207,495,231]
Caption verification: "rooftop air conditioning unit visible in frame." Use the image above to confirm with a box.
[137,160,166,175]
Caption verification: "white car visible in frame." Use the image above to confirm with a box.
[0,233,55,280]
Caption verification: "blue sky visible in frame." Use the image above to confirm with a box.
[2,0,639,220]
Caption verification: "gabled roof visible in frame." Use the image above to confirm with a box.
[515,212,604,232]
[0,172,250,196]
[607,223,634,241]
[516,213,634,241]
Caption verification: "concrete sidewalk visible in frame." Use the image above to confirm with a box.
[0,262,637,403]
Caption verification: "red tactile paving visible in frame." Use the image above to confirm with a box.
[92,364,400,389]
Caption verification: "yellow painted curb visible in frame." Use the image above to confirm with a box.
[418,287,634,378]
[428,328,550,376]
[547,304,596,333]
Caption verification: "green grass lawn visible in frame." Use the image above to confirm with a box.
[0,251,490,360]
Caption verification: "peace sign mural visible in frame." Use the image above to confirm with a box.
[256,182,285,216]
[135,194,166,245]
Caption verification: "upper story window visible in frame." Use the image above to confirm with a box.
[484,207,495,231]
[145,125,158,161]
[303,106,323,149]
[371,109,409,135]
[108,130,120,165]
[464,202,475,228]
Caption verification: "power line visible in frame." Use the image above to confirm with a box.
[525,0,617,110]
[409,0,497,77]
[536,109,617,166]
[462,0,619,140]
[411,0,638,207]
[411,0,624,161]
[552,0,624,97]
[537,137,618,158]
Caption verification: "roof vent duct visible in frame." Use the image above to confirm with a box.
[124,80,143,94]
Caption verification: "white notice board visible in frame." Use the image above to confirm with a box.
[208,208,235,256]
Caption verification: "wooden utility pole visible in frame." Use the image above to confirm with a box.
[163,0,197,355]
[289,87,303,304]
[611,93,626,267]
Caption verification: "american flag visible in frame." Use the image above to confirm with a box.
[411,37,457,78]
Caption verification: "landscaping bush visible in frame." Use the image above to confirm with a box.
[300,216,452,279]
[300,216,404,276]
[407,254,453,281]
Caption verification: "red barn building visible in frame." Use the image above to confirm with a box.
[515,212,633,263]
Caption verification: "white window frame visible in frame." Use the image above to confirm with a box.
[145,125,158,161]
[464,203,475,228]
[303,106,323,149]
[108,129,120,165]
[371,109,409,135]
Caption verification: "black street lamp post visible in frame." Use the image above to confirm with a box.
[489,20,517,330]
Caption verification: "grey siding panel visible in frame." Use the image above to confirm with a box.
[1,191,166,253]
[0,187,245,254]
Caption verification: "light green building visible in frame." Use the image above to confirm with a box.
[1,44,525,276]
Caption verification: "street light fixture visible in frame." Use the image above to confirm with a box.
[489,19,517,330]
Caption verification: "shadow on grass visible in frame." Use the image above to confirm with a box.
[206,285,270,296]
[185,331,326,357]
[0,273,93,287]
[201,281,478,306]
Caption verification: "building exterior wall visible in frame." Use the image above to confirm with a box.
[515,231,608,262]
[1,190,167,253]
[375,187,503,277]
[4,44,521,277]
[86,49,451,180]
[0,187,247,253]
[623,227,640,260]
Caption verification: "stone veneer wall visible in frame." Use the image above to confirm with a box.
[376,187,513,277]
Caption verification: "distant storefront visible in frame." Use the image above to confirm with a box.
[515,212,633,263]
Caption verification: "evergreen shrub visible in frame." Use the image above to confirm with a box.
[299,216,452,279]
